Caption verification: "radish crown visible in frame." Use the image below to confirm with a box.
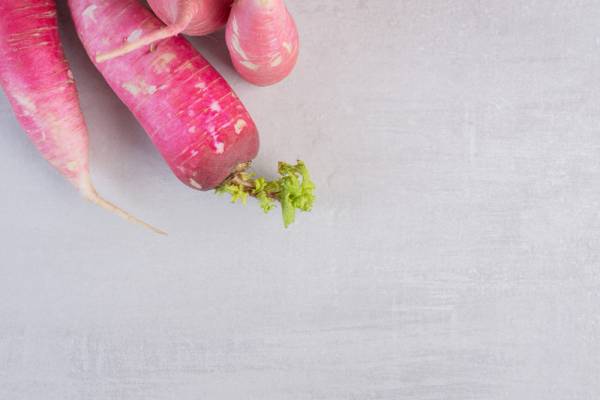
[216,160,315,227]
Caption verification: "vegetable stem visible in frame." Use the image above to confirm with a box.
[216,160,315,227]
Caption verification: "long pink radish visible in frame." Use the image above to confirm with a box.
[96,0,232,63]
[226,0,299,86]
[69,0,259,190]
[0,0,164,234]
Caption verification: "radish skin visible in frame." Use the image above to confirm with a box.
[0,0,164,234]
[96,0,232,62]
[226,0,299,86]
[148,0,231,35]
[69,0,259,190]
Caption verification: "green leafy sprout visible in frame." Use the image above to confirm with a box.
[215,160,315,228]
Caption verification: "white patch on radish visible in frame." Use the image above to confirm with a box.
[14,94,36,116]
[122,82,141,96]
[195,82,206,90]
[122,81,157,96]
[82,5,97,22]
[232,17,239,36]
[127,29,143,42]
[152,52,176,73]
[189,179,203,189]
[159,84,168,90]
[240,60,259,70]
[231,34,248,59]
[234,119,247,134]
[283,42,293,53]
[270,55,283,67]
[67,70,74,80]
[146,84,157,94]
[214,142,224,154]
[66,161,78,172]
[210,101,221,112]
[191,150,199,156]
[188,126,196,133]
[180,61,194,70]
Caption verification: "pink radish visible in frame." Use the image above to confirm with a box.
[69,0,259,190]
[96,0,232,62]
[0,0,164,234]
[70,0,315,227]
[226,0,299,86]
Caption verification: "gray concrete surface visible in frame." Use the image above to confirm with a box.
[1,1,599,399]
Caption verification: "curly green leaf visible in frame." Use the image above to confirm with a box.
[215,160,315,227]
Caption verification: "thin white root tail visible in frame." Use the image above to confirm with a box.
[95,0,198,63]
[85,190,167,235]
[95,25,182,63]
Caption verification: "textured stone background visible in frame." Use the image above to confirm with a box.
[1,1,599,398]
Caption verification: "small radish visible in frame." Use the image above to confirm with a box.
[96,0,232,62]
[70,0,314,226]
[226,0,299,86]
[0,0,164,234]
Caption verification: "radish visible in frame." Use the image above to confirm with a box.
[69,0,314,226]
[226,0,299,86]
[69,0,258,190]
[0,0,164,234]
[96,0,232,63]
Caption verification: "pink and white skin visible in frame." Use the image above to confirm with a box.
[96,0,232,62]
[69,0,259,190]
[226,0,299,86]
[148,0,231,36]
[0,0,163,233]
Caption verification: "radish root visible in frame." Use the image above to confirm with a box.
[80,178,166,235]
[96,0,199,63]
